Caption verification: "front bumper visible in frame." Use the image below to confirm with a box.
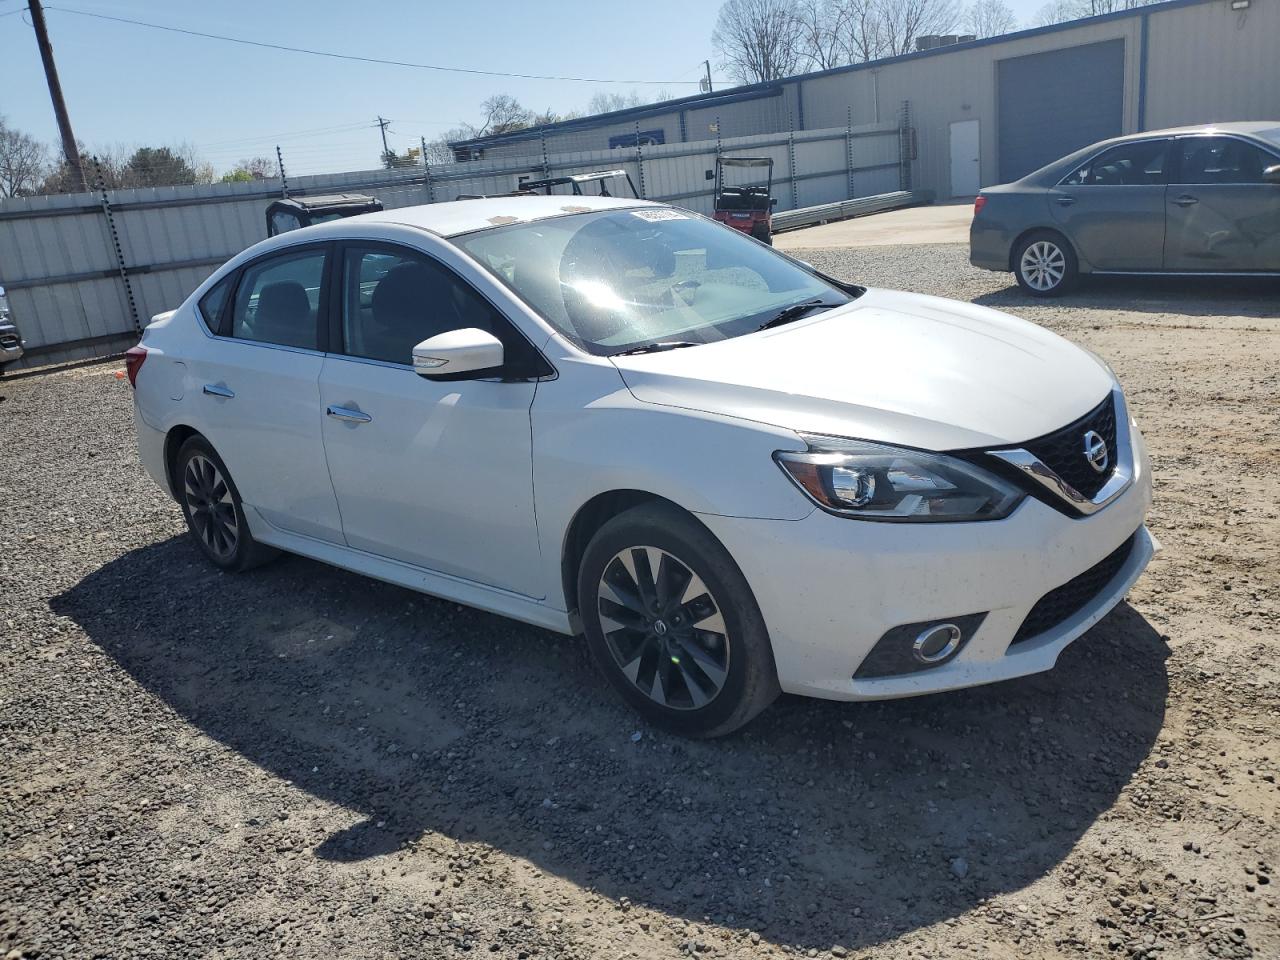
[697,424,1154,701]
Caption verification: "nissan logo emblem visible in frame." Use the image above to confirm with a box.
[1083,430,1109,474]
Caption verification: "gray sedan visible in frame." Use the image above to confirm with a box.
[971,122,1280,296]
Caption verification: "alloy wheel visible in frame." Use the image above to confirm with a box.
[1019,240,1066,291]
[596,546,730,711]
[183,454,239,559]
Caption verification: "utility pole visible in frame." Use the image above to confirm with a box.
[28,0,86,192]
[376,116,391,162]
[702,60,714,94]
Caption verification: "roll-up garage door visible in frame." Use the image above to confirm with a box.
[997,39,1125,183]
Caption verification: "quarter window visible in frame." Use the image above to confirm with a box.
[340,245,543,374]
[229,249,325,350]
[1175,137,1276,184]
[197,273,235,335]
[1061,140,1170,186]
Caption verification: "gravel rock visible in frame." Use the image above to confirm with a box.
[2,243,1278,958]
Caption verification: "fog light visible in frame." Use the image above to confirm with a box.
[854,612,987,679]
[913,623,962,663]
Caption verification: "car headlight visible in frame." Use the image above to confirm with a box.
[775,434,1025,522]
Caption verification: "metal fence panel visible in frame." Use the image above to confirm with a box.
[0,119,908,369]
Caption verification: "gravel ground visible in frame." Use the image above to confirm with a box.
[2,242,1278,959]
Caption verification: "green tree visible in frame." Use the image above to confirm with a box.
[121,146,197,188]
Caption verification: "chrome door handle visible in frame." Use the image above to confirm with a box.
[202,384,234,398]
[1054,196,1076,206]
[1173,195,1199,207]
[326,405,372,424]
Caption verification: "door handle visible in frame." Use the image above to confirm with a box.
[1054,196,1076,206]
[202,383,234,399]
[1173,195,1199,207]
[326,405,372,424]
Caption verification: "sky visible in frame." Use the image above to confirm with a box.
[2,0,1047,178]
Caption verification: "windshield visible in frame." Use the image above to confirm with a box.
[454,208,854,355]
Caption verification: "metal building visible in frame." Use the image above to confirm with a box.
[450,0,1280,199]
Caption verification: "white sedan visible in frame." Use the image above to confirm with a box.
[128,195,1155,737]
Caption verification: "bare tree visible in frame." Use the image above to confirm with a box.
[712,0,807,84]
[795,0,849,70]
[587,91,644,115]
[965,0,1017,37]
[835,0,888,62]
[1033,0,1156,24]
[473,94,533,137]
[0,117,49,198]
[876,0,960,56]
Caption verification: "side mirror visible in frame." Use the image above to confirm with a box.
[412,328,504,379]
[1264,164,1280,184]
[770,198,778,207]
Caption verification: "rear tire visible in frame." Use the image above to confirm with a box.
[577,503,779,738]
[174,435,277,572]
[1014,230,1078,297]
[751,224,773,246]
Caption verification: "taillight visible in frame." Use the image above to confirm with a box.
[124,345,147,388]
[973,195,987,216]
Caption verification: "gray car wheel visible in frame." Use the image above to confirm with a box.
[1014,231,1078,297]
[174,435,277,573]
[578,502,780,738]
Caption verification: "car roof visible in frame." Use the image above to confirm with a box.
[326,194,651,239]
[1111,120,1280,142]
[1014,121,1280,185]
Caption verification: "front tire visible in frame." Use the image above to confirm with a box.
[174,435,276,572]
[1014,230,1078,297]
[577,503,779,738]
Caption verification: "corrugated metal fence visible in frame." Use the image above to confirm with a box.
[0,115,908,370]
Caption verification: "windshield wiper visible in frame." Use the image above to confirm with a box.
[757,299,843,331]
[613,341,700,356]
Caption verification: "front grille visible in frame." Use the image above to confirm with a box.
[1010,532,1137,646]
[1021,394,1117,500]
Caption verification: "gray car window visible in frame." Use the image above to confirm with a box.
[1175,137,1275,185]
[1061,140,1170,186]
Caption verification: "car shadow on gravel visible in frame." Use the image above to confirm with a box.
[974,275,1278,317]
[54,535,1170,952]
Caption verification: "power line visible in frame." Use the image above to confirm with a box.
[43,6,706,85]
[193,121,378,149]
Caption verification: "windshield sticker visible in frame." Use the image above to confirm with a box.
[631,209,689,221]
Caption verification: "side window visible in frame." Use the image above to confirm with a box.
[1061,140,1170,186]
[1176,137,1274,184]
[340,245,546,375]
[197,273,236,335]
[229,249,325,350]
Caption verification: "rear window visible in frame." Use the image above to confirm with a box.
[1257,126,1280,150]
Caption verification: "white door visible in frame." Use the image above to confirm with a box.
[190,244,345,544]
[950,120,981,197]
[317,242,544,597]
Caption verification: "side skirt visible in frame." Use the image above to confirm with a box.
[1090,270,1280,277]
[245,506,575,636]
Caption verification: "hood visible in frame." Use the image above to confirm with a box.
[609,288,1114,451]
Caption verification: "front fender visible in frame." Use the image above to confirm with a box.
[531,359,813,606]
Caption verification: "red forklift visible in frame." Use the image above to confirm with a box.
[711,156,776,245]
